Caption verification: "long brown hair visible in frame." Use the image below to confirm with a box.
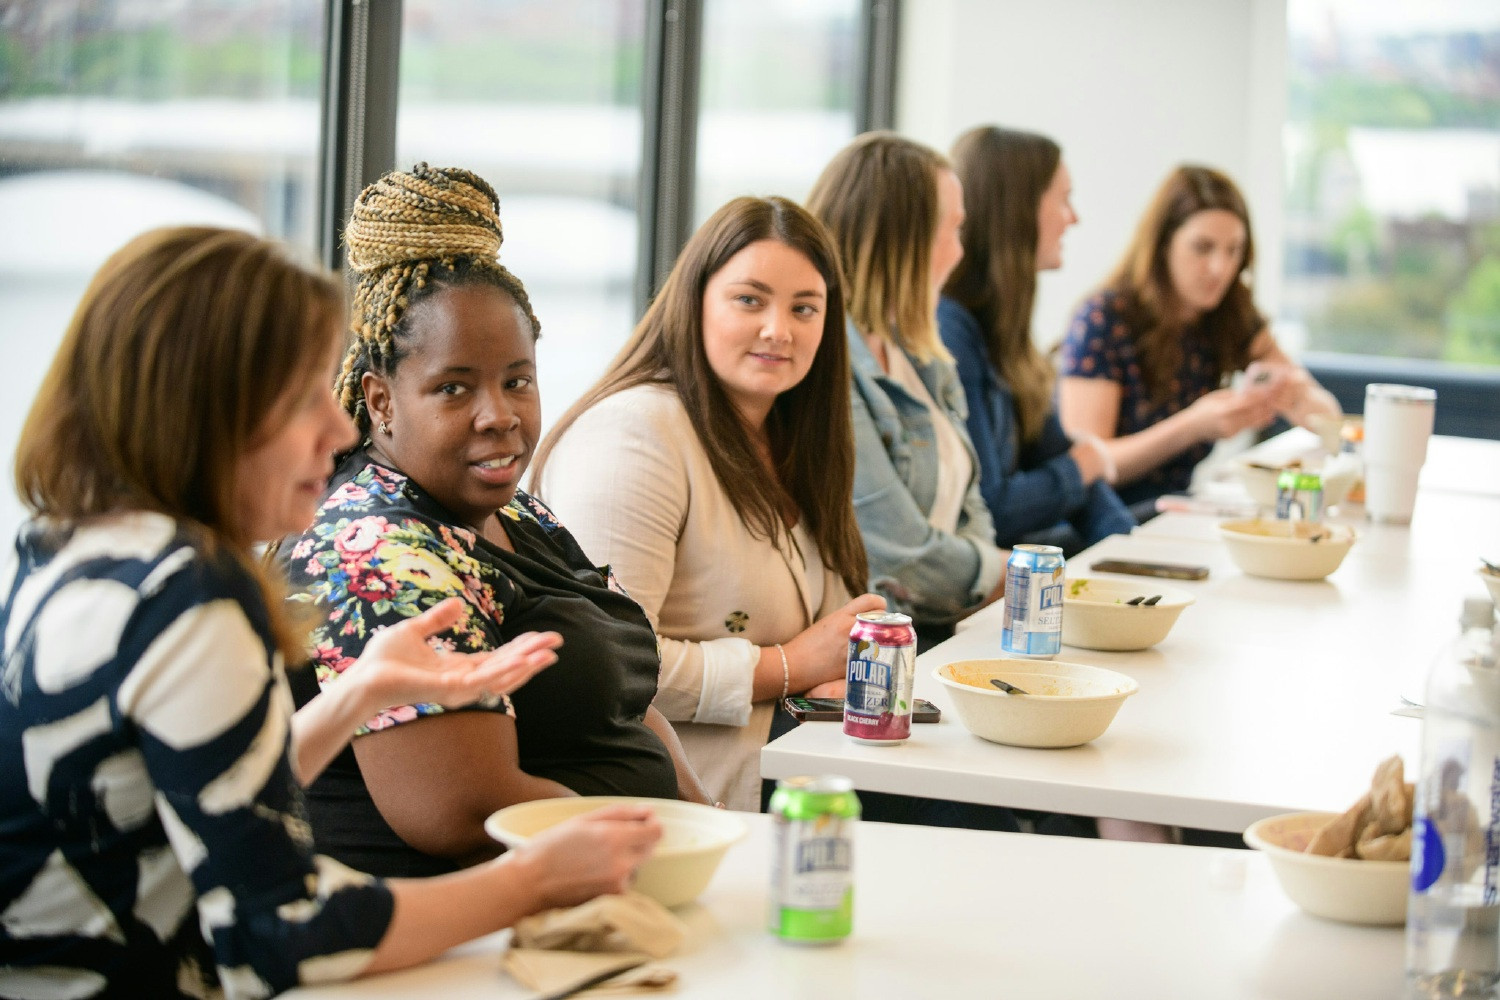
[806,131,951,362]
[1104,164,1262,403]
[943,126,1060,444]
[14,225,343,658]
[532,196,868,598]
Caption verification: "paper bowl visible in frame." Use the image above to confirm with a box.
[1219,519,1356,581]
[485,797,746,907]
[1236,457,1356,511]
[934,659,1138,748]
[1243,811,1408,925]
[1480,567,1500,610]
[1236,461,1285,510]
[1061,577,1194,651]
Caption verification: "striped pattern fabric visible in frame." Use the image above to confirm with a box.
[0,513,393,999]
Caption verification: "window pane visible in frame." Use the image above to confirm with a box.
[396,0,645,431]
[1283,1,1500,366]
[693,0,859,225]
[0,0,325,537]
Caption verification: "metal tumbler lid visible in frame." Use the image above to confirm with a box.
[1365,383,1436,404]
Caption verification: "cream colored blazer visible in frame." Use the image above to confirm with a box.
[538,385,850,811]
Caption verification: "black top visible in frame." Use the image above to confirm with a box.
[282,452,677,878]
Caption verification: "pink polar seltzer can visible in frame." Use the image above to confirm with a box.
[842,611,917,745]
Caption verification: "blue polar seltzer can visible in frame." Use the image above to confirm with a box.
[1000,544,1065,659]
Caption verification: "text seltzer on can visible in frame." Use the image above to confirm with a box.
[842,611,917,745]
[768,775,859,945]
[1000,544,1065,658]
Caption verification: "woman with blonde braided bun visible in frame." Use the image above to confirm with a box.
[283,164,710,880]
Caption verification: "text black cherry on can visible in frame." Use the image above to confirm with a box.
[843,611,917,745]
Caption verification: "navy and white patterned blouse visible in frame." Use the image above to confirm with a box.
[0,512,394,999]
[1059,290,1236,506]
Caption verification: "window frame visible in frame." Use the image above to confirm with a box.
[315,0,900,313]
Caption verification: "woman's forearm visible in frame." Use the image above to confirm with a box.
[1102,408,1206,487]
[643,705,714,805]
[289,676,378,786]
[366,857,549,975]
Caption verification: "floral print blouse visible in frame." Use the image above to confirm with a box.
[281,451,678,878]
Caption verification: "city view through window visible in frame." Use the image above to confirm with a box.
[1283,0,1500,367]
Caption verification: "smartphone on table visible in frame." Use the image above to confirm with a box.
[1090,558,1209,581]
[783,696,941,723]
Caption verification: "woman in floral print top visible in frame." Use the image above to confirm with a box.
[280,165,702,879]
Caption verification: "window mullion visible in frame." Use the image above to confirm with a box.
[317,0,403,273]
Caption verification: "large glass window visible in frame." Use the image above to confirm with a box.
[693,0,859,225]
[396,0,646,431]
[1283,1,1500,365]
[0,0,325,538]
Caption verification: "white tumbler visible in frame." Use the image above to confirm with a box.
[1362,383,1436,525]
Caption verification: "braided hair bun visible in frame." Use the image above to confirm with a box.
[337,164,540,435]
[345,163,503,273]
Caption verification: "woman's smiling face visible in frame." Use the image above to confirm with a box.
[361,283,540,532]
[700,238,827,427]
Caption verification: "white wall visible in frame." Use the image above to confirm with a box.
[898,0,1288,350]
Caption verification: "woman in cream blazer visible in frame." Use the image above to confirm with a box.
[534,196,882,811]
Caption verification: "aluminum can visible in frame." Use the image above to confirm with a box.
[768,775,859,945]
[842,611,917,745]
[1000,544,1064,658]
[1275,468,1324,522]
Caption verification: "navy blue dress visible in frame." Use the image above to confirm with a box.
[1059,290,1235,506]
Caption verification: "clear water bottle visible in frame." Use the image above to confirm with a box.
[1407,596,1500,997]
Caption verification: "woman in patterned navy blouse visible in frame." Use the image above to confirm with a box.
[1056,165,1338,516]
[0,226,661,999]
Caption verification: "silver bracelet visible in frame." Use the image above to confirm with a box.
[775,643,790,701]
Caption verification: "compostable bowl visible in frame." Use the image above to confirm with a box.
[1219,518,1356,581]
[485,797,746,907]
[1243,811,1407,925]
[1236,460,1286,510]
[934,658,1138,749]
[1061,577,1194,651]
[1480,566,1500,609]
[1236,457,1356,511]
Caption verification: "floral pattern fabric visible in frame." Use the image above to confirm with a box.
[287,463,516,731]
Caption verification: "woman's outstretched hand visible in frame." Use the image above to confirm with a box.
[355,597,562,714]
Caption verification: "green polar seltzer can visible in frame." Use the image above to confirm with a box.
[768,774,860,944]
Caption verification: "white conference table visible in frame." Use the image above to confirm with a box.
[761,435,1500,833]
[284,816,1403,999]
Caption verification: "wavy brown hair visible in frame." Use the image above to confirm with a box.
[943,126,1060,444]
[14,225,343,658]
[1104,164,1262,404]
[531,196,868,598]
[806,131,951,362]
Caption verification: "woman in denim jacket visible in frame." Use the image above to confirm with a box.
[808,132,1006,647]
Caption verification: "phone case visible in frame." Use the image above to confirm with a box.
[1090,558,1209,581]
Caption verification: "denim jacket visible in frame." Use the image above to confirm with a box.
[847,322,1005,624]
[937,296,1135,548]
